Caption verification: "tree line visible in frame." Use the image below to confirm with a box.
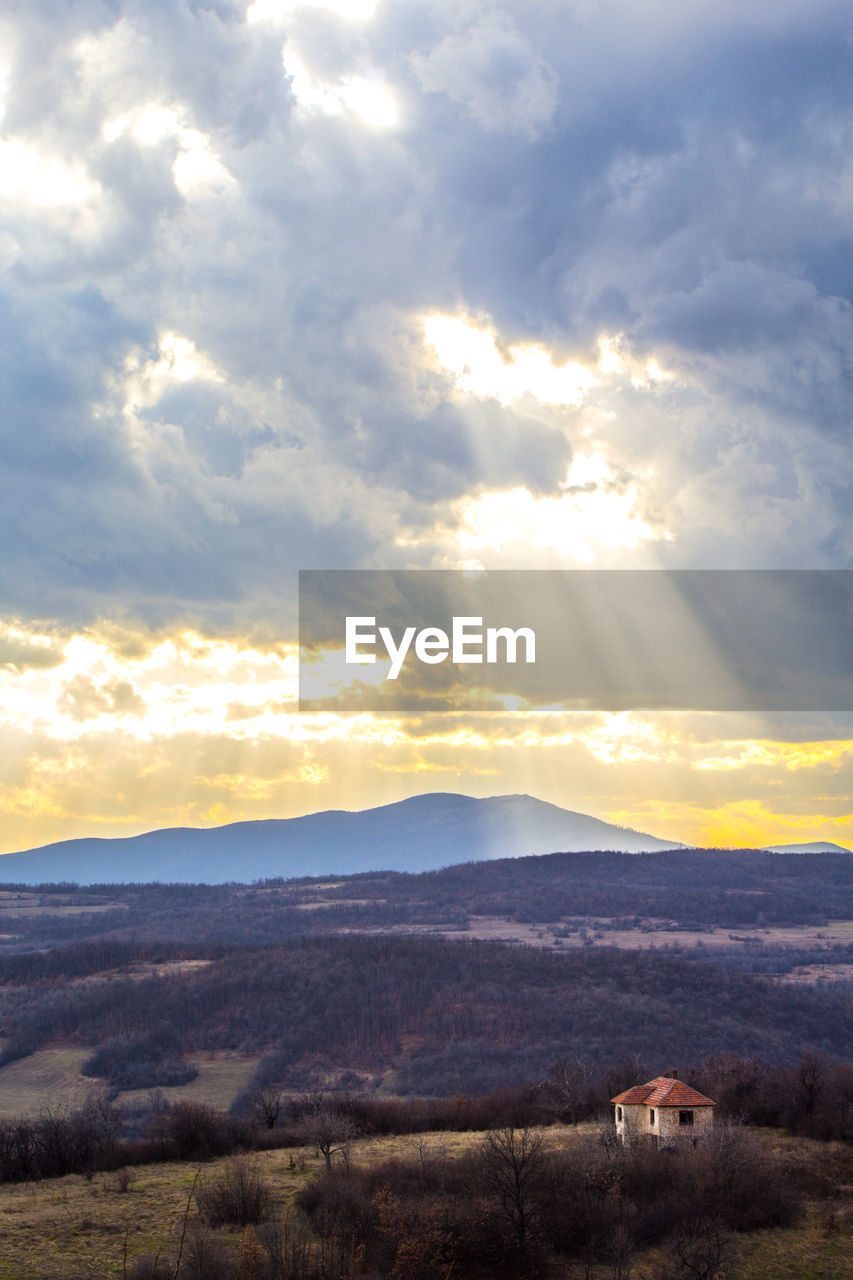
[1,1046,852,1193]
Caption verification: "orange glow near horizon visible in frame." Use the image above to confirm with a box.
[0,618,852,855]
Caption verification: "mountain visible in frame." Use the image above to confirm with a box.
[0,792,682,885]
[762,840,851,854]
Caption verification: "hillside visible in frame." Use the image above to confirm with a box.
[2,934,853,1100]
[6,848,853,958]
[1,846,853,1112]
[0,792,682,885]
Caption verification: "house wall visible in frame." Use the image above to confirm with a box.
[615,1103,714,1145]
[614,1103,649,1143]
[656,1105,714,1143]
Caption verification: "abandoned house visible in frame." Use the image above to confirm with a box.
[611,1071,716,1147]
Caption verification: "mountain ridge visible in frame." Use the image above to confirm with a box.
[0,791,683,885]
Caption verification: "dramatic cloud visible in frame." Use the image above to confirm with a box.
[2,0,852,850]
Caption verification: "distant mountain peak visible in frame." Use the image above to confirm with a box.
[0,792,682,885]
[762,840,851,854]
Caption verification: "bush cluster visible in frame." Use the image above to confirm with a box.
[295,1124,801,1279]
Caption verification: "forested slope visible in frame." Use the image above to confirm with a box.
[2,935,851,1095]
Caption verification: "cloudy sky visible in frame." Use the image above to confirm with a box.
[2,0,853,856]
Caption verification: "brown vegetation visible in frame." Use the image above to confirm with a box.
[196,1157,275,1228]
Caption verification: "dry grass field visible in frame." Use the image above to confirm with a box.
[345,911,853,953]
[117,1053,260,1111]
[0,1128,849,1279]
[370,915,853,981]
[0,1050,261,1119]
[779,962,853,985]
[455,914,853,951]
[0,891,126,918]
[0,1131,475,1279]
[0,1049,100,1118]
[272,896,853,958]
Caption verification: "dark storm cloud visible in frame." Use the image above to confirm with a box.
[2,0,853,629]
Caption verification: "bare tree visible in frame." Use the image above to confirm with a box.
[251,1087,285,1130]
[478,1126,549,1253]
[298,1099,360,1171]
[795,1051,826,1117]
[606,1054,651,1100]
[409,1132,445,1170]
[543,1055,592,1124]
[261,1215,315,1280]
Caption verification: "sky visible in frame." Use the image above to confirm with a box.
[2,0,853,856]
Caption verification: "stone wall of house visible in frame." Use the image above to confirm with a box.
[615,1103,714,1145]
[655,1104,714,1143]
[614,1102,649,1143]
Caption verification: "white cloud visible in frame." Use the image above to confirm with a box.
[248,0,378,23]
[412,12,558,136]
[424,313,595,405]
[400,450,669,567]
[102,103,234,196]
[283,49,398,127]
[0,138,99,207]
[120,332,225,416]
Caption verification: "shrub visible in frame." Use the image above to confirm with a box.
[177,1223,234,1280]
[195,1156,274,1228]
[104,1166,137,1193]
[656,1216,737,1280]
[148,1101,250,1161]
[127,1256,174,1280]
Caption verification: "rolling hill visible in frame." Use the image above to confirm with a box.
[763,841,851,854]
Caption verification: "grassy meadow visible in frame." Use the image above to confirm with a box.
[0,1051,260,1120]
[0,1127,850,1279]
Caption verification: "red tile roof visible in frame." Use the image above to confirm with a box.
[611,1076,716,1107]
